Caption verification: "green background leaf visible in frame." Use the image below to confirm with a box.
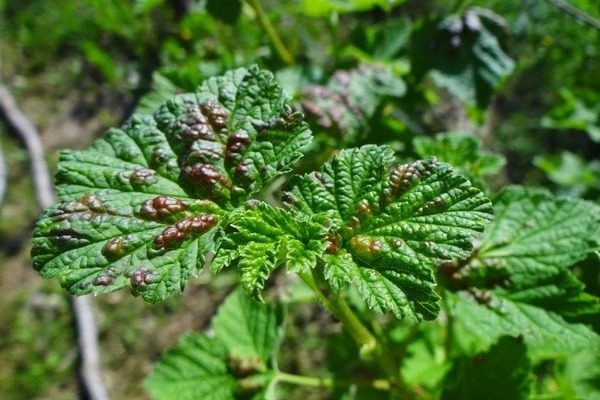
[446,187,600,357]
[212,288,285,361]
[441,336,532,400]
[145,333,237,400]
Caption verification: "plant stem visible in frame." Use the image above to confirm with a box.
[276,372,391,390]
[299,270,419,399]
[246,0,295,65]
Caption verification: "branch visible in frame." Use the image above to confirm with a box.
[543,0,600,30]
[246,0,295,65]
[0,139,6,206]
[0,84,54,209]
[0,83,110,400]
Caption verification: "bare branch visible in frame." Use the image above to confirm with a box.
[0,83,110,400]
[0,84,55,209]
[0,139,6,206]
[543,0,600,30]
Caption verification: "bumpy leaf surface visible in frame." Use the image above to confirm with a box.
[448,291,598,358]
[285,145,493,320]
[32,66,312,303]
[211,202,328,300]
[446,187,600,356]
[478,187,600,312]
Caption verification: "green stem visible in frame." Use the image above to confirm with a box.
[246,0,295,65]
[299,270,419,399]
[276,372,391,391]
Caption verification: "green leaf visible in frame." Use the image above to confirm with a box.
[541,88,600,143]
[410,9,514,108]
[32,66,312,303]
[447,291,598,358]
[135,72,179,115]
[206,0,242,24]
[146,289,283,400]
[302,0,406,17]
[446,187,600,357]
[286,145,493,320]
[401,321,449,390]
[478,187,600,312]
[413,132,505,184]
[212,289,285,361]
[562,340,600,400]
[441,336,532,400]
[534,151,600,196]
[145,333,237,400]
[212,202,328,300]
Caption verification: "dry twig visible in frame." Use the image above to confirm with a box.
[0,83,110,400]
[0,139,6,206]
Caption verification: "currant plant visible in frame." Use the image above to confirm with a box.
[32,66,600,399]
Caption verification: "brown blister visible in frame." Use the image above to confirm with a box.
[154,214,217,249]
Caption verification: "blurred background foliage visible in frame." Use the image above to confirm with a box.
[1,0,599,399]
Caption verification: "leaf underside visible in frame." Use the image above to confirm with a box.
[31,66,312,303]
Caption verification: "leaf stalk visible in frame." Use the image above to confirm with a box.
[246,0,295,65]
[299,269,420,399]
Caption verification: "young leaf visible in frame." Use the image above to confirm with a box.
[441,336,532,400]
[31,66,312,303]
[211,202,329,300]
[145,333,237,400]
[285,145,493,320]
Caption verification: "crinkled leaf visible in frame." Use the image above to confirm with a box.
[32,66,312,303]
[211,202,328,300]
[413,132,505,184]
[154,65,313,207]
[301,64,406,143]
[212,288,285,361]
[286,145,493,320]
[410,8,514,108]
[145,333,237,400]
[441,336,532,400]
